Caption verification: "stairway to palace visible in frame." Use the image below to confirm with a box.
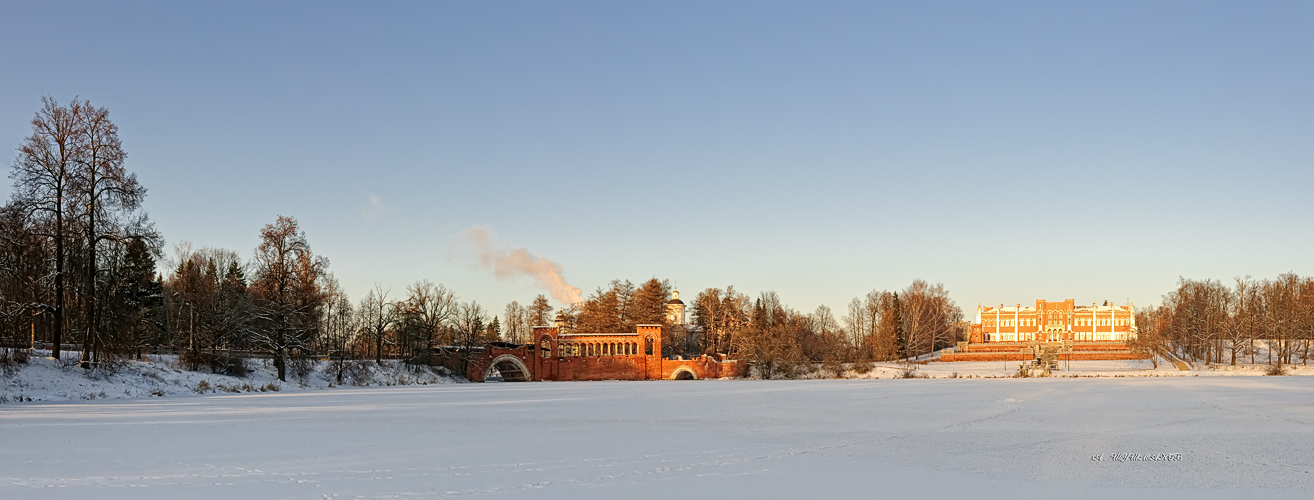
[939,340,1147,362]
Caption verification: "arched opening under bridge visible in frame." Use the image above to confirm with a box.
[485,355,531,382]
[671,367,697,380]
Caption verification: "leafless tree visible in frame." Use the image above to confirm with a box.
[447,300,489,377]
[8,97,82,359]
[691,286,750,356]
[900,280,962,359]
[357,284,398,364]
[319,276,356,384]
[248,216,326,381]
[69,100,145,366]
[503,301,525,344]
[399,279,456,357]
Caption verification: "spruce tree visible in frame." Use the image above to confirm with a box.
[893,292,907,360]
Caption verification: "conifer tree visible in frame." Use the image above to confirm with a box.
[527,294,552,327]
[893,292,907,360]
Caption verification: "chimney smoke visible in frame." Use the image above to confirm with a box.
[458,225,583,304]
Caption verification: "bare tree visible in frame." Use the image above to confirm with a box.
[447,300,489,377]
[502,301,525,344]
[691,286,749,356]
[358,285,398,364]
[69,100,145,366]
[249,216,326,381]
[399,280,456,356]
[319,276,356,384]
[900,280,962,360]
[8,97,82,359]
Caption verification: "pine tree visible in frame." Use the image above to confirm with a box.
[527,294,552,327]
[893,292,907,361]
[106,237,162,358]
[629,278,670,327]
[487,316,501,341]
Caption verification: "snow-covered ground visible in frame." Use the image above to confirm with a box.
[2,376,1312,499]
[895,359,1314,378]
[0,350,456,403]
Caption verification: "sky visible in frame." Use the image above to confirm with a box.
[1,1,1311,319]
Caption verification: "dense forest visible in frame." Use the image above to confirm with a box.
[3,99,1312,382]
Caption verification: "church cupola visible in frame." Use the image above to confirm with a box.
[665,288,686,325]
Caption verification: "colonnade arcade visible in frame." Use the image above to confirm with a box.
[557,341,641,357]
[545,332,656,359]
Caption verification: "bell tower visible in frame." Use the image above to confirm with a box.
[665,288,686,325]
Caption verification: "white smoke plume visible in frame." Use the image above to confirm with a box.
[458,225,583,304]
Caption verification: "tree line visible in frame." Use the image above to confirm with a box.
[557,278,966,379]
[0,97,1053,381]
[1134,274,1314,368]
[0,98,571,381]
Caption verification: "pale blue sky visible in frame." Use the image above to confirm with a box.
[2,1,1311,316]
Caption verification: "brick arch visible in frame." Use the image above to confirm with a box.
[670,367,697,380]
[485,355,531,382]
[539,335,553,358]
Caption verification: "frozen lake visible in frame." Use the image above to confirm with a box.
[3,377,1313,499]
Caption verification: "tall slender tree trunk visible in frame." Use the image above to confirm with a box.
[82,187,96,368]
[53,206,64,360]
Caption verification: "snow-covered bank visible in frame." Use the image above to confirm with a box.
[2,377,1312,499]
[780,358,1314,380]
[7,349,1308,405]
[0,350,458,403]
[897,359,1314,378]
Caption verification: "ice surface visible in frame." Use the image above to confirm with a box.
[2,377,1313,499]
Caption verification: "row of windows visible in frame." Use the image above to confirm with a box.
[539,338,655,358]
[985,332,1129,342]
[985,318,1129,327]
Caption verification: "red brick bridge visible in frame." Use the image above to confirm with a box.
[432,325,743,382]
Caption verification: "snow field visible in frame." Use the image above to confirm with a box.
[2,376,1312,499]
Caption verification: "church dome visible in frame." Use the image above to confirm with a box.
[666,287,684,305]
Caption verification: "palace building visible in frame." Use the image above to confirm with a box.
[970,299,1136,343]
[941,299,1145,363]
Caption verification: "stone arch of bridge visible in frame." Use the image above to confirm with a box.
[670,367,697,380]
[486,354,532,382]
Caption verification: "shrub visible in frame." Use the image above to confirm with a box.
[338,360,376,386]
[179,351,250,377]
[289,355,315,380]
[194,380,212,393]
[1266,364,1287,376]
